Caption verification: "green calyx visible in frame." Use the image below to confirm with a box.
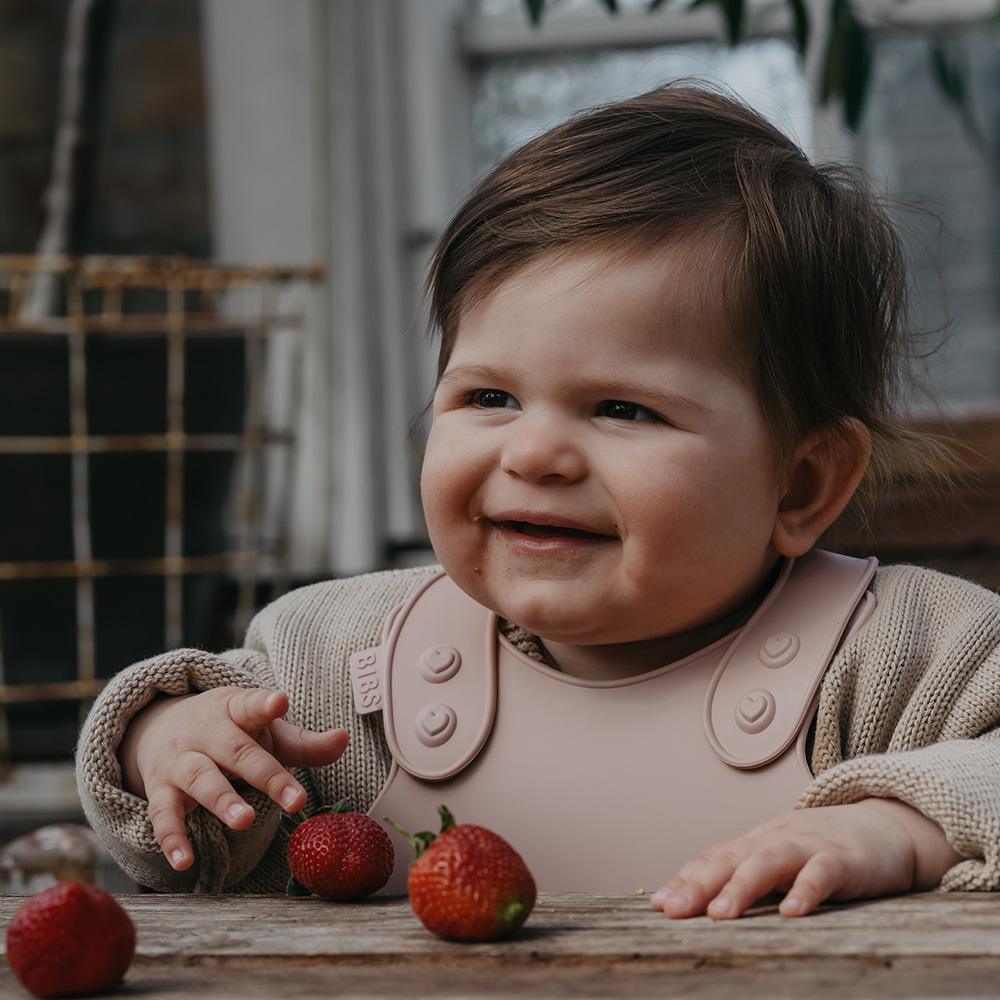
[315,798,355,815]
[286,874,312,897]
[498,898,527,930]
[384,804,457,860]
[281,798,355,838]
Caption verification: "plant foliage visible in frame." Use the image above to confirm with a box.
[518,0,996,134]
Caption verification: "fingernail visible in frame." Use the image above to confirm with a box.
[227,803,249,822]
[169,849,185,868]
[650,890,666,905]
[668,892,690,909]
[783,895,805,915]
[281,786,300,810]
[712,895,736,917]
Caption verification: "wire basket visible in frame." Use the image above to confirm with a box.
[0,254,323,761]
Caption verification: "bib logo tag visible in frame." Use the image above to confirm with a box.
[349,647,383,714]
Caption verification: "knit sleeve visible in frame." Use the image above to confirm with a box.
[801,563,1000,891]
[74,635,286,894]
[75,564,440,895]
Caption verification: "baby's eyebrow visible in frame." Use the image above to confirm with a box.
[438,364,508,388]
[438,364,712,416]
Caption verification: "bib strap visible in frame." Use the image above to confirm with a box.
[379,573,498,781]
[703,549,878,769]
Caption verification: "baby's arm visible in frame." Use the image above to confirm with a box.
[654,563,1000,919]
[76,564,440,893]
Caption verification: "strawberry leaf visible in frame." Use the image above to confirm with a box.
[286,875,312,897]
[280,811,308,837]
[438,805,456,834]
[315,799,354,815]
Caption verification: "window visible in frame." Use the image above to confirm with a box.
[458,0,1000,410]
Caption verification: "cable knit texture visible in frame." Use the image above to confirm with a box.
[75,562,1000,894]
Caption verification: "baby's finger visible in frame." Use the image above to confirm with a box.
[267,720,350,767]
[173,748,260,828]
[706,845,804,920]
[226,688,289,734]
[779,851,846,918]
[653,846,749,918]
[207,726,307,813]
[146,782,196,871]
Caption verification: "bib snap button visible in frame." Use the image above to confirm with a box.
[759,632,800,668]
[735,689,776,734]
[416,703,457,746]
[419,645,462,682]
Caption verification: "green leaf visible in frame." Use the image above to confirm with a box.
[438,804,457,834]
[820,0,871,130]
[286,875,312,897]
[785,0,810,57]
[687,0,745,48]
[280,809,310,838]
[840,9,871,129]
[929,39,966,107]
[524,0,546,26]
[928,38,987,151]
[598,0,620,13]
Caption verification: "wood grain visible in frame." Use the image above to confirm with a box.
[2,891,999,998]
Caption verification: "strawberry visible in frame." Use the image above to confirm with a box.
[388,806,536,942]
[6,881,136,999]
[285,799,394,901]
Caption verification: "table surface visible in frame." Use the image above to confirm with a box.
[3,891,1000,999]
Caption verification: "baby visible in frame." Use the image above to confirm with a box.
[76,86,1000,919]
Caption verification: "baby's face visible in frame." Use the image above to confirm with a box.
[420,245,786,646]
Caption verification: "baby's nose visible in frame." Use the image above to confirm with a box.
[499,415,587,483]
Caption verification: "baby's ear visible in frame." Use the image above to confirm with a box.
[771,418,871,558]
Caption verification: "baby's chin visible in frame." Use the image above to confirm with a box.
[492,599,616,646]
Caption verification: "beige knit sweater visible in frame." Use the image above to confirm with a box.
[75,562,1000,895]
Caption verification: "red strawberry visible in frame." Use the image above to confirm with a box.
[388,806,536,942]
[285,799,394,901]
[6,881,136,999]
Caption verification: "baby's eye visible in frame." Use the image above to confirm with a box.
[467,389,518,409]
[597,400,660,422]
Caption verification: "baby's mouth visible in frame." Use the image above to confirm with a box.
[504,520,599,539]
[485,518,615,540]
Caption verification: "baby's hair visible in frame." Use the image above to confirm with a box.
[425,84,962,514]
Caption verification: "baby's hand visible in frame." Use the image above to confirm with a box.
[651,799,927,920]
[118,687,349,872]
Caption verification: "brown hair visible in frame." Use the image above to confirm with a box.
[425,84,960,509]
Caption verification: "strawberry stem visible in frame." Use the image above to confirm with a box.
[385,805,458,860]
[384,816,437,858]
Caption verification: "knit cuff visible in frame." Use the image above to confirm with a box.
[74,648,282,893]
[796,737,1000,891]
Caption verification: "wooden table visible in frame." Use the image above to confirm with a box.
[3,891,1000,998]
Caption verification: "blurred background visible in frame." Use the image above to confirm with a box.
[0,0,998,888]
